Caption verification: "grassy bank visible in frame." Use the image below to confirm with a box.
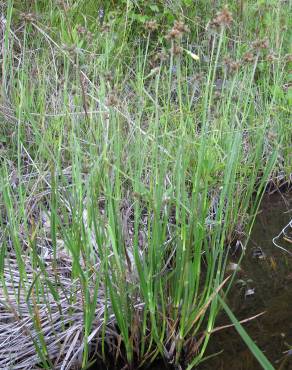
[0,1,291,369]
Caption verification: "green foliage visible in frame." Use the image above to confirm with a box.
[0,0,290,369]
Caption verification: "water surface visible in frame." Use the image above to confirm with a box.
[201,193,292,370]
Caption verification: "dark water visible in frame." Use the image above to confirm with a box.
[200,193,292,370]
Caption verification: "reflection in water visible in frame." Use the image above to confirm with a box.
[201,193,292,370]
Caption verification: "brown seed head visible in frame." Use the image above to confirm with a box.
[145,20,158,32]
[62,44,78,57]
[210,6,233,28]
[77,25,93,42]
[101,23,110,33]
[166,20,189,40]
[172,44,183,56]
[56,0,70,12]
[106,93,118,107]
[242,52,255,63]
[166,28,183,40]
[104,72,114,83]
[21,12,37,23]
[267,130,277,141]
[150,50,168,67]
[284,54,292,62]
[224,56,241,73]
[251,38,269,51]
[77,25,86,34]
[156,51,168,62]
[266,53,277,62]
[173,21,189,34]
[191,72,204,83]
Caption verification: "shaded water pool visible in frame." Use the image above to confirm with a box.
[200,193,292,370]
